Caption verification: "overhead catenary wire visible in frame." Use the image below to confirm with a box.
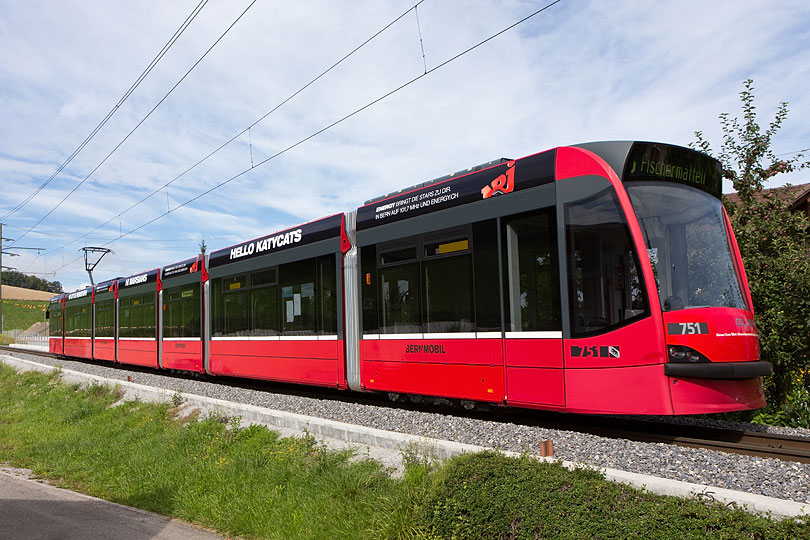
[415,4,428,74]
[9,0,258,247]
[775,147,810,157]
[49,0,565,279]
[49,0,427,255]
[0,0,209,224]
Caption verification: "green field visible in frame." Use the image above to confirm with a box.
[0,299,48,332]
[0,364,806,540]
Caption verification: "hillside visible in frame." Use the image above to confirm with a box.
[1,299,48,332]
[2,285,57,301]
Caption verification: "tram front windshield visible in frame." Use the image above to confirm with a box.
[626,183,747,312]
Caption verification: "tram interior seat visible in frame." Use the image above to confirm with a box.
[424,320,475,333]
[575,317,608,334]
[385,324,422,334]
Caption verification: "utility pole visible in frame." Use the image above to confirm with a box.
[1,222,4,334]
[1,223,47,333]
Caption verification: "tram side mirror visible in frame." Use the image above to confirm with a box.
[664,296,683,311]
[45,308,50,320]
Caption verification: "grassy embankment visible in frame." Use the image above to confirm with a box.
[0,298,47,330]
[0,299,48,344]
[0,364,807,540]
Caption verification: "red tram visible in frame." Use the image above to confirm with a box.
[47,141,771,414]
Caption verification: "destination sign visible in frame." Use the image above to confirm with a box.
[622,143,722,199]
[356,150,555,230]
[208,214,343,269]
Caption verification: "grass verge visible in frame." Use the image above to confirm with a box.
[0,364,807,540]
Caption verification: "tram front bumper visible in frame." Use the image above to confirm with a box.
[664,360,772,380]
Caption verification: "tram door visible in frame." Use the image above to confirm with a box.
[502,207,565,407]
[558,183,654,412]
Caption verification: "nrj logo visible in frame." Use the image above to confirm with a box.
[481,161,516,199]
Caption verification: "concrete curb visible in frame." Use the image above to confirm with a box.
[2,354,808,520]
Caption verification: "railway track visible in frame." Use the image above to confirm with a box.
[4,345,810,464]
[520,413,810,465]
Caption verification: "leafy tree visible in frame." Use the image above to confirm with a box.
[1,269,63,293]
[199,238,207,255]
[692,79,810,410]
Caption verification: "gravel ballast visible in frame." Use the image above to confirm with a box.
[7,349,810,505]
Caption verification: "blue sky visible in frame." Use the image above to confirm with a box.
[1,0,809,292]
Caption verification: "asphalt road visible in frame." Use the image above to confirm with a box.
[0,469,225,540]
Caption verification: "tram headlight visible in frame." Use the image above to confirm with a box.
[668,345,708,363]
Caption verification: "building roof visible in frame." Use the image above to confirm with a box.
[724,182,810,212]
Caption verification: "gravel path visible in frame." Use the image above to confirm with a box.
[7,350,810,504]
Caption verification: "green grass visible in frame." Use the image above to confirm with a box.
[0,364,807,540]
[0,298,48,331]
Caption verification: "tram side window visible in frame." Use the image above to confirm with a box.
[251,269,279,337]
[565,189,649,337]
[504,209,561,332]
[317,256,337,335]
[379,246,421,334]
[65,304,91,337]
[372,227,476,335]
[119,297,131,337]
[280,259,317,335]
[423,237,473,333]
[211,256,337,337]
[163,283,201,338]
[119,294,156,338]
[131,296,144,337]
[473,220,501,333]
[49,305,63,336]
[141,294,157,338]
[95,299,115,338]
[361,246,380,334]
[223,275,250,336]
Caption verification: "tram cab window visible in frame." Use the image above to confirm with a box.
[626,183,747,312]
[565,189,649,337]
[504,209,561,332]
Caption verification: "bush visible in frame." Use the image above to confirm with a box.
[408,452,809,539]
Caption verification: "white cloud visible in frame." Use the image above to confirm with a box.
[1,0,809,290]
